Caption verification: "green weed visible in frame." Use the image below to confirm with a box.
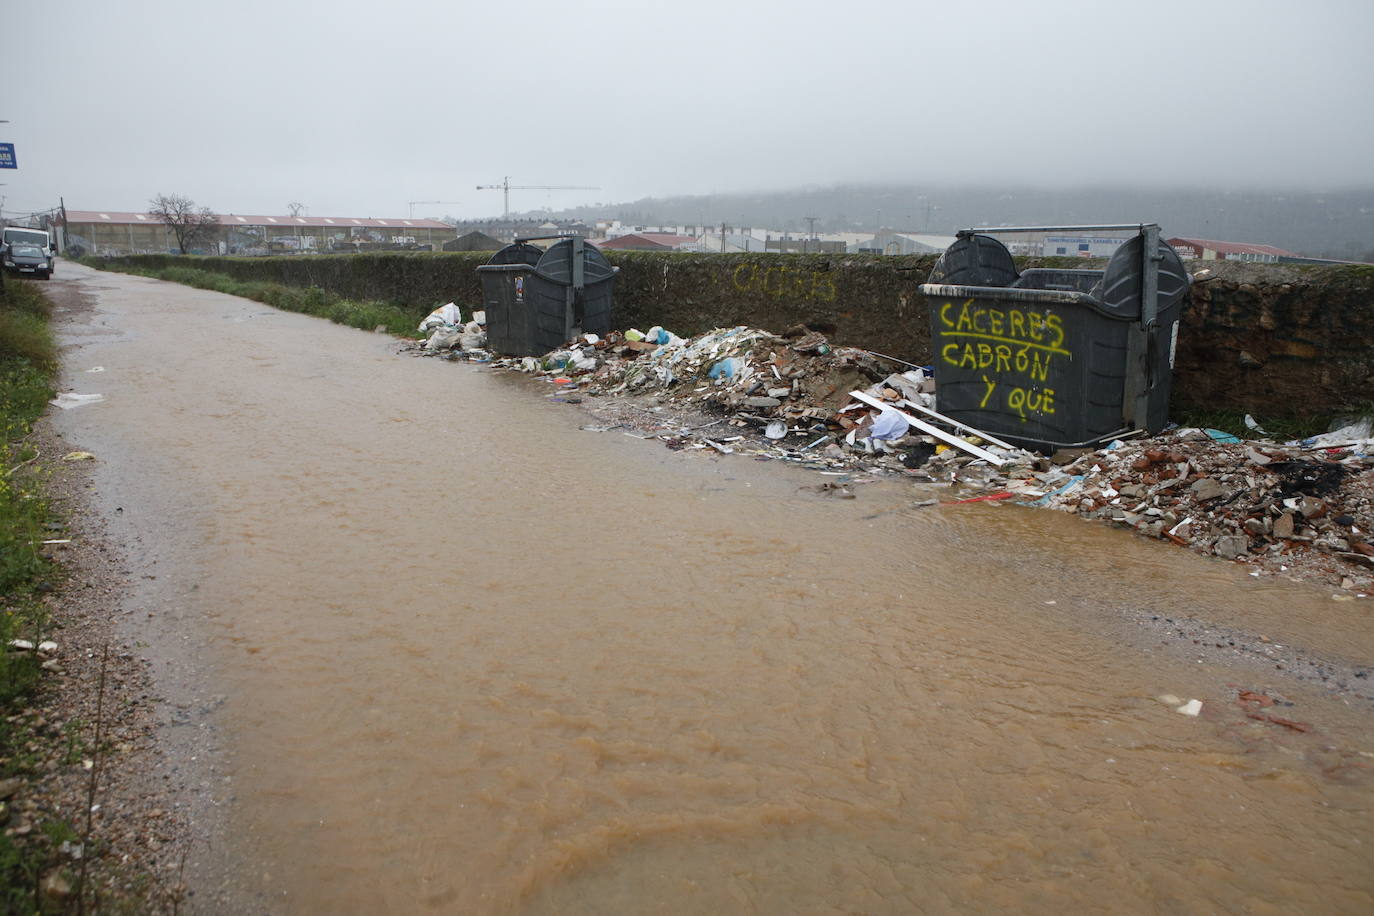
[94,263,419,337]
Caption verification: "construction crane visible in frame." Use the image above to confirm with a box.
[407,200,463,218]
[475,177,599,219]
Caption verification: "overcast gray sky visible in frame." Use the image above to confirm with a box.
[3,0,1371,221]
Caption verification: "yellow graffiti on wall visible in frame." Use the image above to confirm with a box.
[732,263,837,302]
[938,299,1069,420]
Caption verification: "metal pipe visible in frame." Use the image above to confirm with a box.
[961,223,1158,234]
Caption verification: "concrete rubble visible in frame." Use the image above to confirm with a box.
[405,320,1374,594]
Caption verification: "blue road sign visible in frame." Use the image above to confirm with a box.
[0,143,15,169]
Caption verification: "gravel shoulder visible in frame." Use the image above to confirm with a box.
[6,277,201,912]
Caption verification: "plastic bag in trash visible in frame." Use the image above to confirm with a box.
[709,357,743,379]
[645,326,684,347]
[418,302,462,332]
[459,320,487,350]
[424,326,462,350]
[868,406,910,441]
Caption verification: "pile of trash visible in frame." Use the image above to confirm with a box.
[911,421,1374,590]
[415,303,489,357]
[493,324,897,419]
[404,313,1374,591]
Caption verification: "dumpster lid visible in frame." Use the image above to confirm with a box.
[483,242,543,267]
[536,238,616,285]
[926,233,1018,287]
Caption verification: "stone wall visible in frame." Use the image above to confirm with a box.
[95,251,1374,415]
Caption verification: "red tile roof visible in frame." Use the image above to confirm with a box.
[65,210,451,230]
[598,233,696,250]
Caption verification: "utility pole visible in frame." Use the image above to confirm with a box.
[804,216,818,254]
[475,177,599,219]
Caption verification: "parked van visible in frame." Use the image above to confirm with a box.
[1,227,56,277]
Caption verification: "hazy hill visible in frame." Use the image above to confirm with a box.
[524,185,1374,259]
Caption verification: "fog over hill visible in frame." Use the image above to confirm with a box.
[516,185,1374,260]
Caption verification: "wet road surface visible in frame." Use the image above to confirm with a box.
[47,263,1374,914]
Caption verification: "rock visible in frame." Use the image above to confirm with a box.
[1243,517,1270,536]
[0,778,22,801]
[1298,496,1327,519]
[1238,350,1264,368]
[1176,699,1203,717]
[41,871,72,902]
[6,640,33,652]
[1273,512,1296,539]
[766,387,791,399]
[1215,535,1250,558]
[744,396,782,409]
[1244,448,1272,466]
[1190,477,1227,501]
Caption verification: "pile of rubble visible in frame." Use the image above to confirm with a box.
[406,315,1374,592]
[923,425,1374,591]
[494,325,899,418]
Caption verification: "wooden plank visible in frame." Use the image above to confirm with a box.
[849,391,1006,466]
[895,399,1017,451]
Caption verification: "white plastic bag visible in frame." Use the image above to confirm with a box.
[424,326,462,350]
[459,320,487,350]
[418,302,462,332]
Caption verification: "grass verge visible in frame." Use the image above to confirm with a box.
[84,261,426,337]
[0,277,72,911]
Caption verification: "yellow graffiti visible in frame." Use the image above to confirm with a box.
[1007,387,1056,419]
[979,375,997,408]
[937,299,1066,421]
[732,263,837,302]
[938,300,1067,352]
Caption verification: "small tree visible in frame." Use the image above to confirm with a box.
[148,193,220,254]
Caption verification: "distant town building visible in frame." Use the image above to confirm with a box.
[858,231,957,255]
[1166,237,1297,263]
[597,233,697,251]
[64,210,454,256]
[443,230,504,252]
[1042,236,1128,258]
[765,237,846,254]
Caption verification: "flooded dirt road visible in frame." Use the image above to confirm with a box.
[49,263,1372,913]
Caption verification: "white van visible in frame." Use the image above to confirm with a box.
[1,227,56,276]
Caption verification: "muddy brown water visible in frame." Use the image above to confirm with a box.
[47,263,1373,914]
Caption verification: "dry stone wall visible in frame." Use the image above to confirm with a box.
[97,251,1373,416]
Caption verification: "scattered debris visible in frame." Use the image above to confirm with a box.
[49,392,105,410]
[1176,699,1203,717]
[400,320,1374,593]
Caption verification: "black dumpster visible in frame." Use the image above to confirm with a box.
[919,224,1189,450]
[476,236,617,357]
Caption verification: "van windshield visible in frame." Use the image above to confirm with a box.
[11,245,44,257]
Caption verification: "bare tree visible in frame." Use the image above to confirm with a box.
[148,193,220,254]
[287,201,307,217]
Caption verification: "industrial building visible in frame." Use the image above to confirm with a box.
[1166,237,1297,263]
[63,210,454,256]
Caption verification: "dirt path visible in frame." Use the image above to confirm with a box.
[29,263,1374,914]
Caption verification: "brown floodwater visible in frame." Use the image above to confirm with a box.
[50,264,1373,914]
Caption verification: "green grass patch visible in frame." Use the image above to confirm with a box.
[87,261,426,337]
[0,279,61,910]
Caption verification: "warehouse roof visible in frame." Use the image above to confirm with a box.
[1167,237,1296,257]
[65,210,451,230]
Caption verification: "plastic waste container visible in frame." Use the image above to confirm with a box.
[919,224,1189,450]
[476,236,617,357]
